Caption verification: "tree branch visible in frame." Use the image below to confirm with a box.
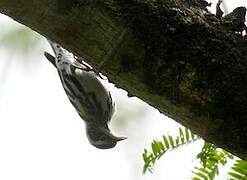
[0,0,247,159]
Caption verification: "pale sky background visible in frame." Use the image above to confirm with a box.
[0,0,246,180]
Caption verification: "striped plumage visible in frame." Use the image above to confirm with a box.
[44,40,126,149]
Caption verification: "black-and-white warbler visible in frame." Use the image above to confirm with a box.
[44,40,126,149]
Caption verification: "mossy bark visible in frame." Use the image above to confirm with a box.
[0,0,247,159]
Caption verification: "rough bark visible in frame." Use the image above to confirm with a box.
[0,0,247,159]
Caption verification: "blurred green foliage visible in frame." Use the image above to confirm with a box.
[228,160,247,180]
[0,25,43,55]
[143,127,247,179]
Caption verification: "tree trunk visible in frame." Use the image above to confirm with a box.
[0,0,247,159]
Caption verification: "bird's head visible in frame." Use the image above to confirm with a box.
[46,40,74,64]
[86,125,126,149]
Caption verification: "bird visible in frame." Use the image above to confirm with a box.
[44,40,126,149]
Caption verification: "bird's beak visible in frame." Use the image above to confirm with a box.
[114,136,127,142]
[44,51,57,67]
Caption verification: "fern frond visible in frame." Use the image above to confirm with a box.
[142,127,200,174]
[192,142,234,180]
[228,160,247,180]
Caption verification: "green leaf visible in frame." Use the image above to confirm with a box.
[179,128,185,143]
[191,132,196,140]
[168,135,175,148]
[163,135,170,149]
[175,136,180,145]
[151,141,159,157]
[228,160,247,179]
[228,172,244,180]
[192,177,201,180]
[185,128,190,141]
[157,141,165,151]
[142,149,149,163]
[222,150,234,159]
[193,170,208,179]
[231,166,247,176]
